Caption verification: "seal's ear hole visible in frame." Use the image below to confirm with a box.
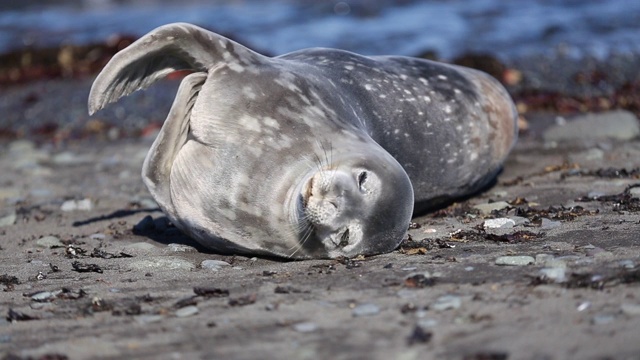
[357,171,368,190]
[339,229,350,247]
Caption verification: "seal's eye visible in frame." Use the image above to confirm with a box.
[339,229,350,247]
[357,171,368,191]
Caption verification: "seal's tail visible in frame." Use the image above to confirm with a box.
[88,22,263,115]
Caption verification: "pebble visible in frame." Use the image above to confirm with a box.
[60,198,93,212]
[129,257,195,271]
[540,218,561,229]
[36,236,64,248]
[464,266,474,271]
[620,303,640,316]
[293,322,318,333]
[31,291,59,302]
[352,303,380,317]
[175,305,199,317]
[509,216,530,226]
[201,260,232,271]
[483,218,516,229]
[473,201,510,215]
[591,314,616,325]
[167,243,197,253]
[417,319,438,328]
[539,267,566,283]
[618,260,635,269]
[432,295,462,311]
[135,315,165,324]
[52,151,94,165]
[123,242,159,253]
[543,110,640,142]
[0,209,17,227]
[90,233,107,240]
[630,187,640,199]
[495,256,535,266]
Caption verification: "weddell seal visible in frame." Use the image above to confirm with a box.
[88,23,517,259]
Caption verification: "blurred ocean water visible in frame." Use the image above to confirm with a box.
[0,0,638,59]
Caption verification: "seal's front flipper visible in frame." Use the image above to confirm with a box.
[142,72,206,220]
[88,22,264,115]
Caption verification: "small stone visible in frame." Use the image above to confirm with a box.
[483,218,515,229]
[619,260,635,269]
[90,233,106,240]
[167,243,197,253]
[60,198,93,212]
[464,266,474,271]
[31,291,58,302]
[52,151,94,165]
[135,315,164,324]
[36,236,64,248]
[352,303,380,317]
[432,295,462,311]
[495,256,535,266]
[543,110,640,142]
[591,314,616,325]
[417,318,438,328]
[473,201,510,215]
[201,260,232,271]
[540,218,561,229]
[620,303,640,316]
[175,305,199,317]
[0,209,17,227]
[293,322,318,333]
[129,257,195,271]
[509,216,530,226]
[630,187,640,199]
[539,268,566,283]
[123,242,158,253]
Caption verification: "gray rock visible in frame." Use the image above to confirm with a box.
[201,260,232,271]
[60,198,93,212]
[129,257,195,271]
[540,218,561,229]
[432,295,462,311]
[483,218,515,229]
[629,187,640,199]
[0,209,16,227]
[619,260,635,269]
[543,110,640,142]
[36,236,64,248]
[352,303,380,317]
[473,201,510,215]
[90,233,106,240]
[123,242,159,253]
[52,151,94,165]
[591,314,616,325]
[175,305,199,317]
[167,243,197,253]
[495,256,535,266]
[509,216,530,226]
[620,303,640,316]
[293,322,318,333]
[539,268,566,283]
[134,315,165,324]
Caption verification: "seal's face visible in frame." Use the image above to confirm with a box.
[293,147,414,258]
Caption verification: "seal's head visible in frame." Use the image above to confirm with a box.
[290,145,414,258]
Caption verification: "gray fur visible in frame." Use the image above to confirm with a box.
[88,23,517,259]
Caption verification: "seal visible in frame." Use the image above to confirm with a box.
[88,23,517,259]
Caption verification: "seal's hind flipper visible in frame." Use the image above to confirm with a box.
[142,72,207,221]
[88,22,264,115]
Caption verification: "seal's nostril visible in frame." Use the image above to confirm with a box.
[339,229,350,247]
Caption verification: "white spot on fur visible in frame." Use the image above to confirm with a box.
[438,75,448,80]
[263,116,280,129]
[365,84,374,91]
[238,114,261,132]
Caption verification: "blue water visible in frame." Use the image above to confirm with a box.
[0,0,638,60]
